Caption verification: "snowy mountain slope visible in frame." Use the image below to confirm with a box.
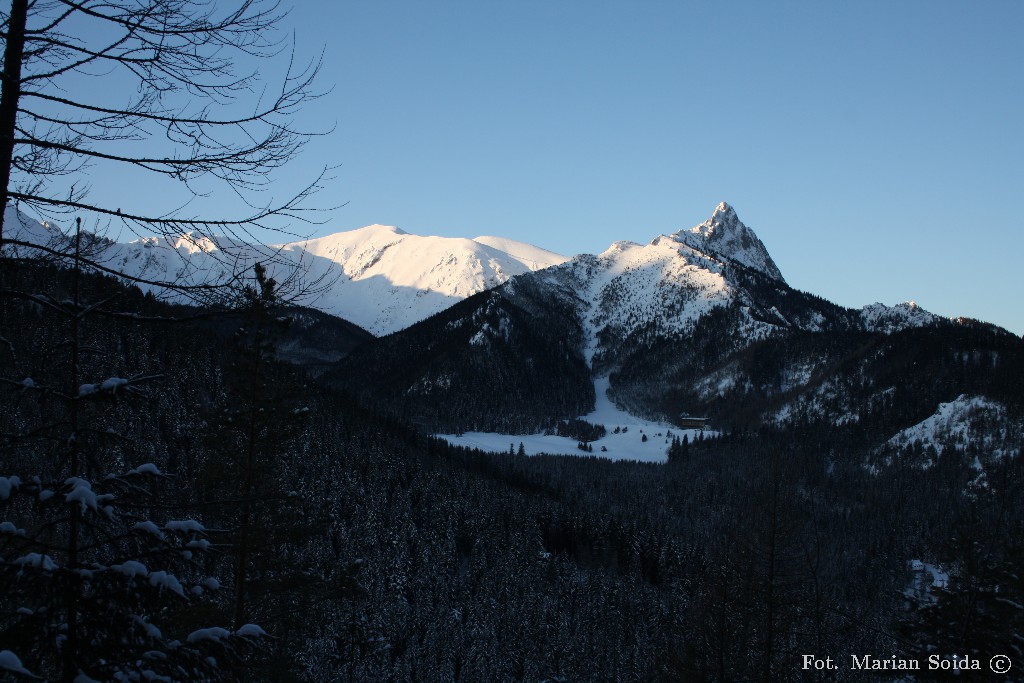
[99,233,251,294]
[2,203,791,346]
[860,301,946,334]
[2,207,569,336]
[884,394,1014,458]
[2,206,76,256]
[330,202,1024,445]
[501,203,968,412]
[566,239,735,367]
[524,203,826,376]
[330,203,876,430]
[0,203,979,346]
[669,201,784,281]
[868,392,1023,485]
[758,321,1024,451]
[4,206,292,299]
[271,226,569,335]
[4,203,959,344]
[467,235,567,270]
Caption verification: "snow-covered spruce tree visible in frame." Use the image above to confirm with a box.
[0,223,265,681]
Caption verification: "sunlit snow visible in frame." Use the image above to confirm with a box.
[2,207,569,336]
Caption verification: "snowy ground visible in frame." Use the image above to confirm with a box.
[906,559,950,604]
[437,377,708,463]
[885,394,1008,456]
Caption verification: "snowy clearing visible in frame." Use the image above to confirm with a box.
[438,377,708,463]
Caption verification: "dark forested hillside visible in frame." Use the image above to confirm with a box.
[324,276,594,433]
[612,305,1024,432]
[2,261,1022,681]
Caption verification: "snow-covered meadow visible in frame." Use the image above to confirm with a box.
[438,377,709,462]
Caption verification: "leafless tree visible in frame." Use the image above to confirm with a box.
[0,0,331,295]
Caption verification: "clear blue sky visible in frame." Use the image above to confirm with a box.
[94,1,1024,334]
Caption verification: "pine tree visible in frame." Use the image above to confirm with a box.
[0,222,261,681]
[198,264,338,678]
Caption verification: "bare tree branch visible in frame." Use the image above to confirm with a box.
[1,0,333,302]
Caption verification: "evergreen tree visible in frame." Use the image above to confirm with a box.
[197,264,338,679]
[0,224,260,681]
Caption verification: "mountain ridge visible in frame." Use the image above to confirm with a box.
[323,204,1022,448]
[1,207,569,336]
[3,203,983,342]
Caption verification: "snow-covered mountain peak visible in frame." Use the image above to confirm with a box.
[468,236,567,270]
[709,200,738,224]
[168,232,220,255]
[3,205,572,336]
[550,230,739,370]
[670,203,785,282]
[3,206,58,247]
[357,224,406,236]
[683,201,740,240]
[860,301,945,333]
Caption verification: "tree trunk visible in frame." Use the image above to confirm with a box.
[0,0,28,242]
[63,219,83,682]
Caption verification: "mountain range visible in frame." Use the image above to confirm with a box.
[2,206,565,336]
[4,202,950,339]
[318,203,1022,474]
[6,202,1022,469]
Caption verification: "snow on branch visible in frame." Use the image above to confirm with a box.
[0,476,23,500]
[0,650,41,679]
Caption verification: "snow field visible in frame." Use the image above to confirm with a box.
[439,377,709,463]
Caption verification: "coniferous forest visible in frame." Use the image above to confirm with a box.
[2,258,1023,681]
